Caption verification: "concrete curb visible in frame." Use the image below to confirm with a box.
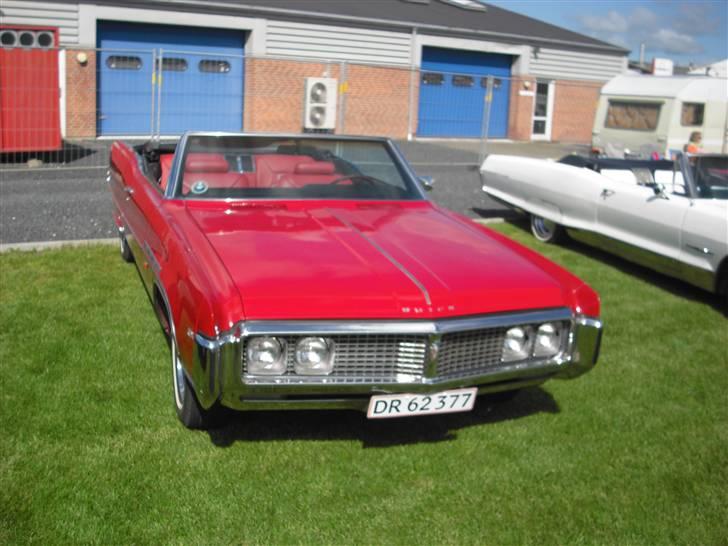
[0,238,118,253]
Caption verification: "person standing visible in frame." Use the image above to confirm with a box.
[684,131,703,153]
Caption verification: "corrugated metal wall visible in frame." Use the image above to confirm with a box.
[265,20,412,66]
[0,1,627,78]
[530,47,626,82]
[0,1,79,45]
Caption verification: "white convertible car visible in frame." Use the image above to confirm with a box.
[480,153,728,305]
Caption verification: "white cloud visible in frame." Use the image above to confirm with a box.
[579,11,628,34]
[649,28,704,55]
[577,4,714,59]
[629,6,659,28]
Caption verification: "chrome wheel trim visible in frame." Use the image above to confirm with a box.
[531,216,556,241]
[119,236,125,255]
[171,329,185,410]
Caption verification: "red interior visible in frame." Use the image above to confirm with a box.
[160,153,174,191]
[168,153,342,193]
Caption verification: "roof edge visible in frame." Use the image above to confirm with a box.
[102,0,629,55]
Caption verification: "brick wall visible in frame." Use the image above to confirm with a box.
[342,64,412,138]
[244,58,340,133]
[244,58,412,138]
[551,80,601,143]
[507,76,536,141]
[65,50,96,138]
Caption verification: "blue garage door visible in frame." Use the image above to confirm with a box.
[418,47,511,138]
[98,22,245,135]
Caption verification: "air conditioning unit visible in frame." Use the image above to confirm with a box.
[303,77,338,130]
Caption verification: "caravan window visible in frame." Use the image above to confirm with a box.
[681,103,704,126]
[605,101,661,131]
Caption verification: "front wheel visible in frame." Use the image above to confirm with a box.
[119,234,134,263]
[169,317,221,429]
[530,214,565,244]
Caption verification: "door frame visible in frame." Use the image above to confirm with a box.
[531,80,555,141]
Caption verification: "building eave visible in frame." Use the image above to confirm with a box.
[88,0,630,56]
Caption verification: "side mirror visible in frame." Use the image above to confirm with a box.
[650,182,669,199]
[418,176,435,192]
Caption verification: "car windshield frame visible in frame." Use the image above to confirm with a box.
[167,132,427,202]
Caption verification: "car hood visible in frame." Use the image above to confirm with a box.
[185,201,573,320]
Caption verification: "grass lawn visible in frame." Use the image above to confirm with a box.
[1,221,726,545]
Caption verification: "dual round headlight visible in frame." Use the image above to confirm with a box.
[502,322,564,362]
[246,336,286,375]
[246,336,335,376]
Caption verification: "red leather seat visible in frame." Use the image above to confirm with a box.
[254,155,314,188]
[280,161,339,187]
[181,153,248,194]
[159,153,174,191]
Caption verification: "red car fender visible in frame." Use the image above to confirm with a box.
[438,207,601,318]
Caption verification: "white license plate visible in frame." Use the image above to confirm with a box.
[367,387,477,419]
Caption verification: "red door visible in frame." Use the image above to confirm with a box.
[0,26,61,152]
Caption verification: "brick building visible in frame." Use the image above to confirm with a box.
[0,0,629,142]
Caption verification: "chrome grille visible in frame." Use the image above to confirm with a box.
[243,334,427,384]
[437,327,508,379]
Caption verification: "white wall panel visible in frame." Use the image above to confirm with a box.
[266,20,411,65]
[530,47,627,81]
[0,1,79,45]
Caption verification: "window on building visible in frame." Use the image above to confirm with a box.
[605,101,661,131]
[106,56,143,70]
[156,57,188,72]
[480,77,502,89]
[36,32,54,48]
[199,59,231,73]
[452,75,474,87]
[681,103,704,126]
[0,30,17,47]
[422,72,444,85]
[18,31,35,47]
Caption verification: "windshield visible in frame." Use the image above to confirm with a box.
[691,156,728,199]
[174,135,422,200]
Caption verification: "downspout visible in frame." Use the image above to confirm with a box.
[407,26,418,141]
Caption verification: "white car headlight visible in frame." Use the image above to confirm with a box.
[246,337,286,375]
[502,326,534,362]
[294,337,334,375]
[533,322,564,358]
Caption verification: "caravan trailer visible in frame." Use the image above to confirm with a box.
[591,74,728,158]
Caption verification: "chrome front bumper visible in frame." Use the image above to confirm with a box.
[188,309,603,411]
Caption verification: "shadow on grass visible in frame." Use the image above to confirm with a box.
[206,387,559,448]
[471,207,520,220]
[503,216,723,312]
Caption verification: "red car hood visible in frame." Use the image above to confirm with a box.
[185,201,572,320]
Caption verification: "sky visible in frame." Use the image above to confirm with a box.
[487,0,727,67]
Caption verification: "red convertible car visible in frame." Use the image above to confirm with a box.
[109,133,602,429]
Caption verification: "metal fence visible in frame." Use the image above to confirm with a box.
[0,46,605,171]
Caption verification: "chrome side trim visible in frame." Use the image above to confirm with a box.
[566,228,715,292]
[143,242,161,276]
[686,244,714,257]
[329,210,432,306]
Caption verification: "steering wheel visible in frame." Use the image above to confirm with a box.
[329,174,387,186]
